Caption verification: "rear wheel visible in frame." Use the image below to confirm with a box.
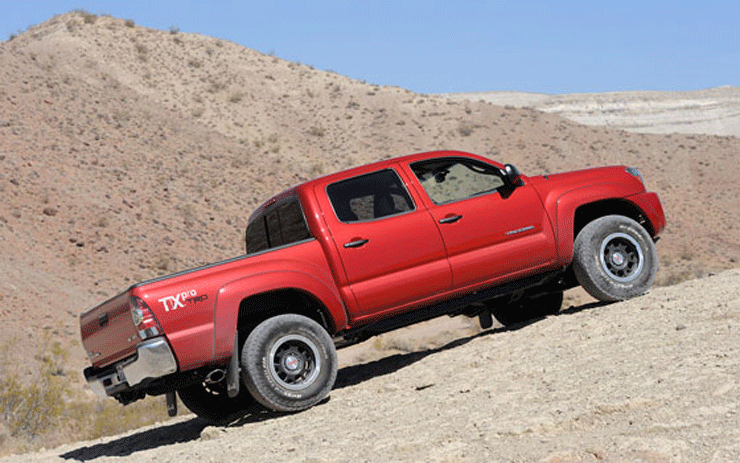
[491,291,564,327]
[178,376,256,424]
[241,314,338,413]
[573,215,657,302]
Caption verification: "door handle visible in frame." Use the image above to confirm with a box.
[343,238,369,248]
[439,214,463,224]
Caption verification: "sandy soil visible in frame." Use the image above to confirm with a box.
[3,269,738,462]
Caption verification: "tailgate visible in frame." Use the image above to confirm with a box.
[80,290,140,369]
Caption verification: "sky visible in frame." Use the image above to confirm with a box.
[1,1,738,95]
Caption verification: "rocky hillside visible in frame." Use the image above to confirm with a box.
[445,86,740,137]
[0,10,739,392]
[3,269,739,462]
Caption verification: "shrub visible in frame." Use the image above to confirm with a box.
[135,43,148,62]
[0,340,67,439]
[0,340,173,455]
[124,19,135,28]
[458,121,475,137]
[308,126,325,137]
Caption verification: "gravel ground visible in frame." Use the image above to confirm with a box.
[4,269,738,463]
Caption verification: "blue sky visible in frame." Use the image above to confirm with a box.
[2,1,738,94]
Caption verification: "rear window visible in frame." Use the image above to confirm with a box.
[246,198,311,254]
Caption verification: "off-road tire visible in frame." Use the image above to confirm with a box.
[573,215,657,302]
[241,314,338,413]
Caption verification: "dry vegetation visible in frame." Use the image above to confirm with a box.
[0,340,171,455]
[0,10,739,455]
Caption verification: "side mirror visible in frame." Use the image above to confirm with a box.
[504,164,523,186]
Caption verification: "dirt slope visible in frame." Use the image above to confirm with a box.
[3,269,738,462]
[0,9,739,418]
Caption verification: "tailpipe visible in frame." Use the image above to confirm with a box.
[205,368,227,385]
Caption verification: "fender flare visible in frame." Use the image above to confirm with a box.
[553,183,644,265]
[210,270,347,361]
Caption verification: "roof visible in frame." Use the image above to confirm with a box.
[249,150,503,221]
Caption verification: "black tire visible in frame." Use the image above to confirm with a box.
[491,291,564,327]
[241,314,338,413]
[178,377,256,424]
[573,215,657,302]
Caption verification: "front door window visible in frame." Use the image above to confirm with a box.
[410,158,505,205]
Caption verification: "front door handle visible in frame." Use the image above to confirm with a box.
[344,238,369,248]
[439,214,463,224]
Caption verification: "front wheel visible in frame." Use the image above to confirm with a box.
[241,314,338,413]
[573,215,658,302]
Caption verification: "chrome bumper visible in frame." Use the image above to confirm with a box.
[85,337,177,398]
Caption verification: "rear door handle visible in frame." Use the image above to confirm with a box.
[439,214,463,224]
[344,238,369,248]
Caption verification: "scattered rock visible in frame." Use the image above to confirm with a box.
[200,426,225,441]
[42,208,58,216]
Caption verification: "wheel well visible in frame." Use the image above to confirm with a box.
[573,199,654,240]
[236,289,333,338]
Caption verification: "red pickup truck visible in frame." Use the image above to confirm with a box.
[80,150,665,422]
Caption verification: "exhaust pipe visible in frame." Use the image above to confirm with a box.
[205,368,226,385]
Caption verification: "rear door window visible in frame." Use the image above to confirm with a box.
[326,169,415,222]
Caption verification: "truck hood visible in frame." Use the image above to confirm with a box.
[526,165,647,200]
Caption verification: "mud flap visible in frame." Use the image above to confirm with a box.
[478,310,493,329]
[165,391,177,417]
[227,331,240,398]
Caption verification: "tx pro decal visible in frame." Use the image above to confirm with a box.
[159,289,208,312]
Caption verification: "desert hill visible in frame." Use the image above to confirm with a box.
[3,269,739,462]
[0,9,739,413]
[444,86,740,137]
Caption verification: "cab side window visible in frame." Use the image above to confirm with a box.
[246,198,311,253]
[327,169,415,222]
[410,158,505,205]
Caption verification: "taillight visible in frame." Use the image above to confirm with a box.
[130,296,163,340]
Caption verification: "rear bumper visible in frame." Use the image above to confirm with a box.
[84,337,177,398]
